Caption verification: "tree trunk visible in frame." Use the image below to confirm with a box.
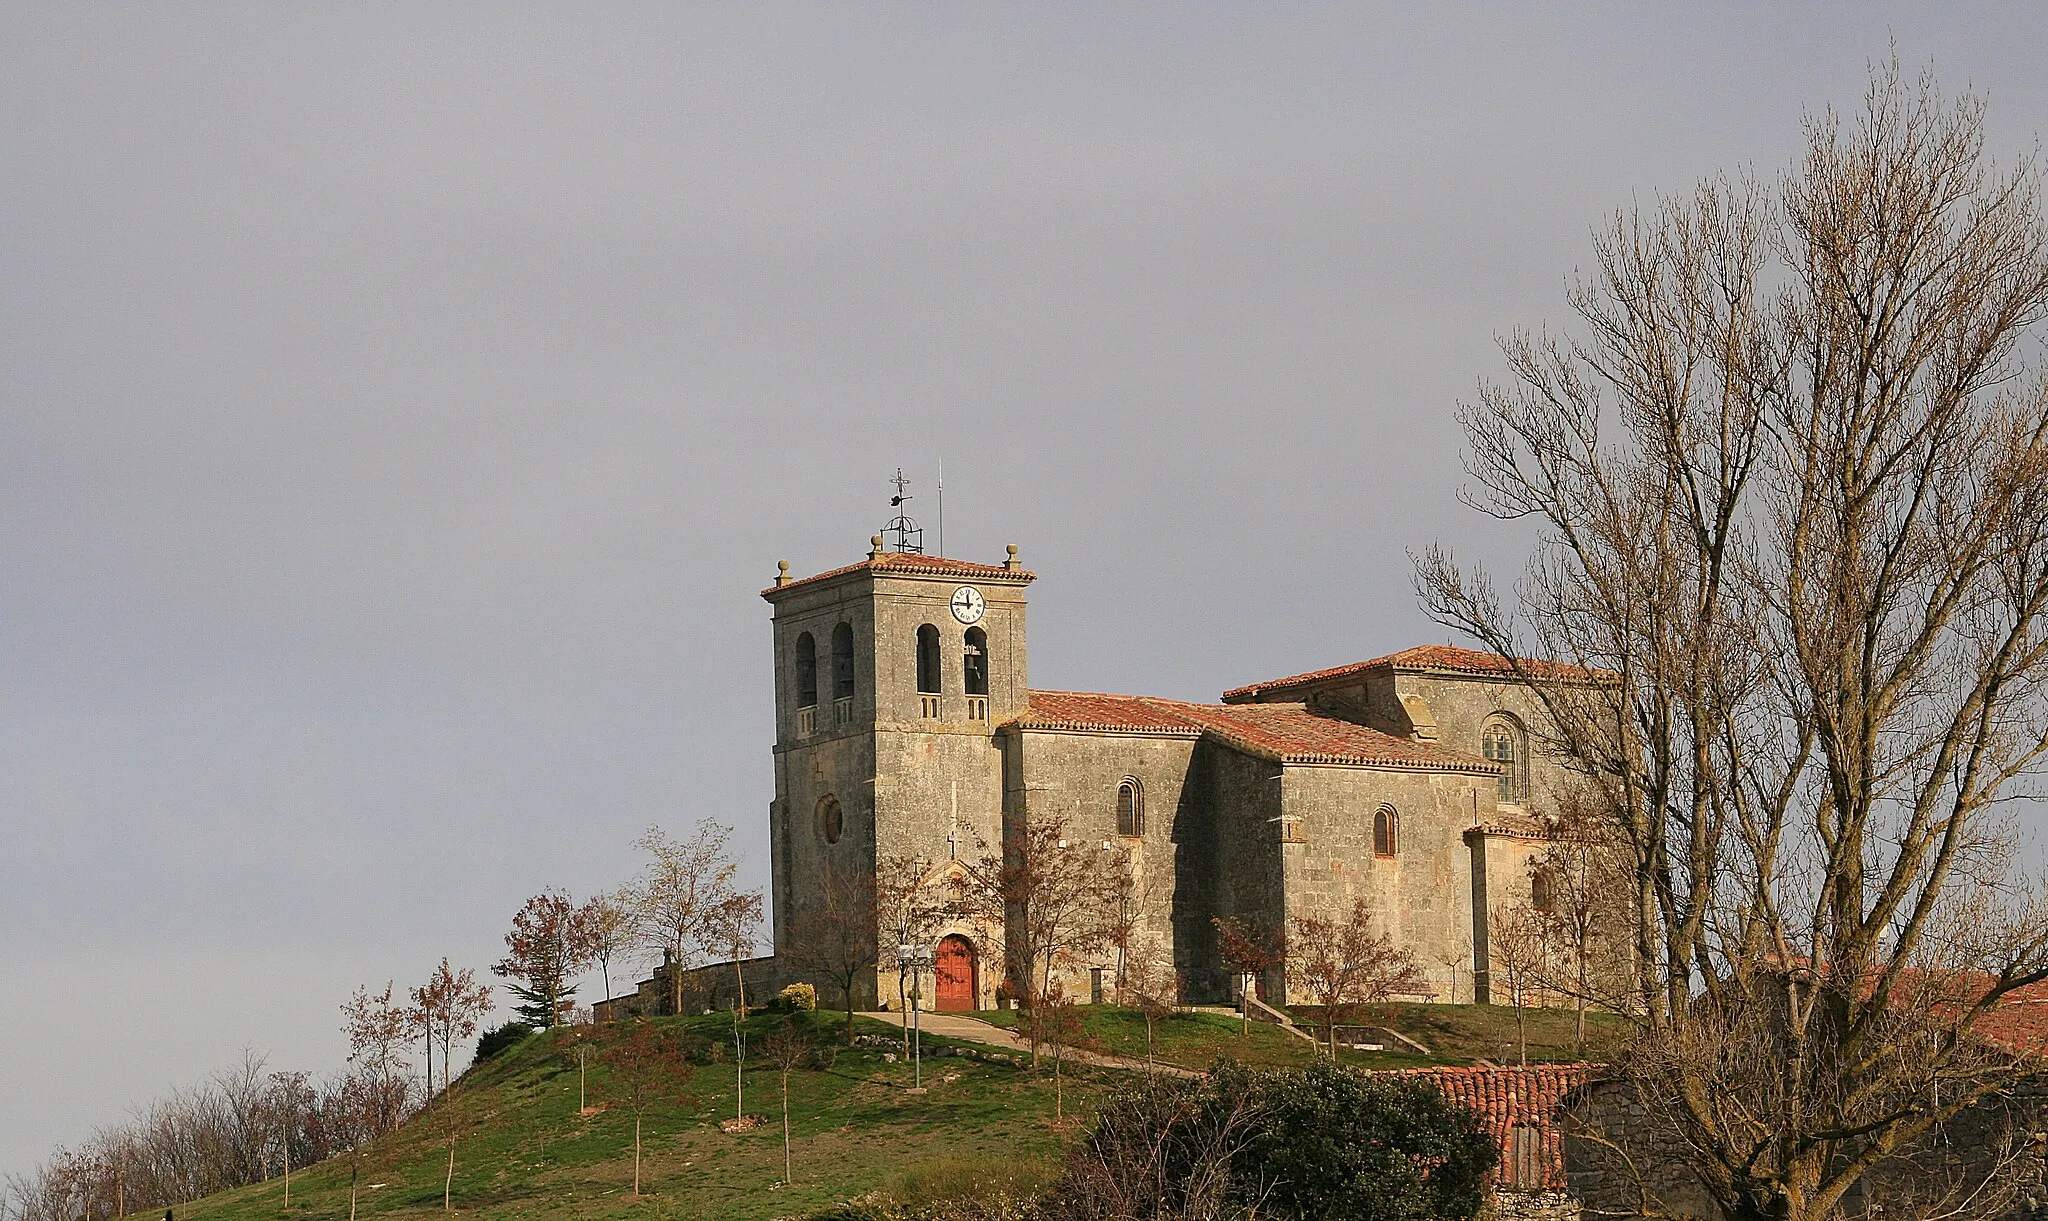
[633,1114,642,1197]
[443,1136,455,1212]
[348,1160,358,1221]
[781,1068,792,1184]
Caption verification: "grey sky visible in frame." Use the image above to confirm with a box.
[7,2,2048,1172]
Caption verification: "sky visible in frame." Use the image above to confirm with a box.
[8,1,2048,1174]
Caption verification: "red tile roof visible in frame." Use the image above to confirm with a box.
[763,551,1035,600]
[1223,645,1600,703]
[1401,1063,1596,1191]
[1013,691,1500,772]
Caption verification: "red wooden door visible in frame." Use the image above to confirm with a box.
[934,935,976,1011]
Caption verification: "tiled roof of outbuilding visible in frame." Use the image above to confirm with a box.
[1013,691,1500,773]
[763,551,1034,600]
[1222,644,1600,703]
[1401,1063,1596,1191]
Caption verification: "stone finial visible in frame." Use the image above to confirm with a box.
[775,559,791,588]
[870,534,885,560]
[1004,543,1020,571]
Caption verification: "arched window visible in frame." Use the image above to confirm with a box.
[916,625,942,694]
[1373,805,1398,857]
[816,794,843,845]
[963,627,989,696]
[1483,715,1524,803]
[1116,777,1143,837]
[794,632,818,708]
[1531,869,1555,914]
[831,622,855,701]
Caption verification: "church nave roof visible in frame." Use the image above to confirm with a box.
[1014,690,1501,773]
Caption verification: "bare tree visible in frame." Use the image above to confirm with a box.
[1486,902,1546,1067]
[1284,899,1428,1054]
[630,820,739,1015]
[954,811,1127,1069]
[1528,799,1636,1045]
[780,865,880,1044]
[1417,58,2048,1221]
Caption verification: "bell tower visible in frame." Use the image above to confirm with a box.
[761,534,1034,1006]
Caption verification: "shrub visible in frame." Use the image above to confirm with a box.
[775,982,819,1012]
[473,1020,535,1064]
[1046,1060,1497,1221]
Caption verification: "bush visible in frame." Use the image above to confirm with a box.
[1046,1060,1497,1221]
[473,1020,535,1064]
[774,982,819,1012]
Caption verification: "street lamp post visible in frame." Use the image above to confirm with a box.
[900,939,935,1091]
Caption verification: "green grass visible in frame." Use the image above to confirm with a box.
[163,1002,1622,1221]
[170,1013,1102,1221]
[973,1002,1622,1072]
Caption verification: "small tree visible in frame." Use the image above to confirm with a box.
[875,853,949,1056]
[340,982,414,1134]
[631,820,740,1016]
[493,890,596,1028]
[595,1019,696,1198]
[1284,899,1428,1054]
[1212,915,1284,1036]
[1486,902,1546,1067]
[954,812,1126,1069]
[1527,799,1634,1045]
[412,958,496,1094]
[781,865,881,1044]
[761,1016,813,1186]
[262,1070,314,1208]
[1036,986,1094,1125]
[701,888,766,1011]
[580,889,639,1004]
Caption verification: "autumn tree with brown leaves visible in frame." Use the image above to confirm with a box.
[580,889,638,1004]
[411,958,495,1093]
[1418,59,2048,1221]
[595,1019,696,1199]
[1212,915,1284,1037]
[955,811,1127,1069]
[493,890,595,1029]
[1284,899,1427,1055]
[340,982,415,1135]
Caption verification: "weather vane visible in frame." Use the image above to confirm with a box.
[881,468,925,554]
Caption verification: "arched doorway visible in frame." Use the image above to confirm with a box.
[934,934,977,1012]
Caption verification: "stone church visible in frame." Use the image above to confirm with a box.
[755,533,1583,1015]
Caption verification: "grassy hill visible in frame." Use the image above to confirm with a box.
[165,1002,1617,1221]
[176,1013,1097,1221]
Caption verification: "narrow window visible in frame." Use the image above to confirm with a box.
[831,622,855,701]
[794,632,818,708]
[916,625,942,695]
[1373,805,1398,857]
[1484,716,1523,802]
[1116,778,1143,837]
[963,627,989,696]
[817,794,843,845]
[1532,869,1554,913]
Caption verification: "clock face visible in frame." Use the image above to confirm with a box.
[949,586,986,625]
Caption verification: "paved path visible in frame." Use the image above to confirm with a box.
[856,1010,1200,1078]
